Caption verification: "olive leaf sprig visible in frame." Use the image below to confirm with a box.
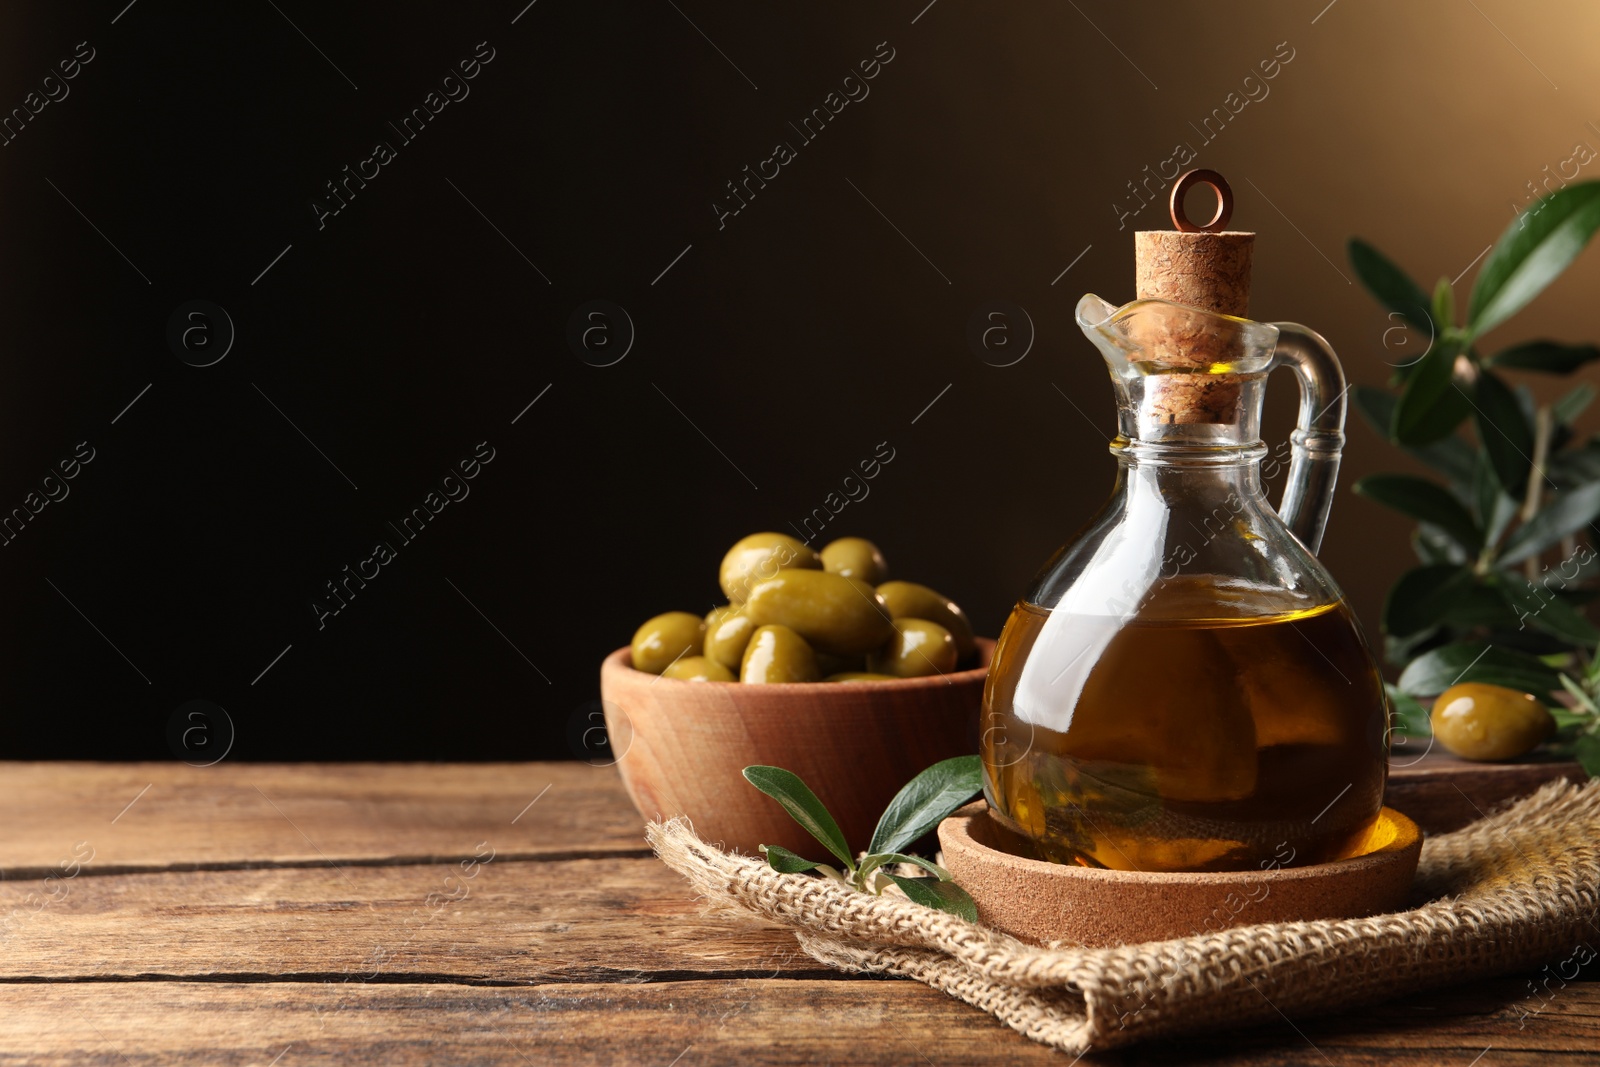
[742,756,983,921]
[1554,655,1600,773]
[1348,180,1600,777]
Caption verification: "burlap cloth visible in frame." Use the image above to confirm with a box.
[648,778,1600,1054]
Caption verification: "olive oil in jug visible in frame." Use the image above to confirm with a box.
[980,171,1389,872]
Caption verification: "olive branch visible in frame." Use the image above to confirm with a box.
[742,756,983,920]
[1349,180,1600,775]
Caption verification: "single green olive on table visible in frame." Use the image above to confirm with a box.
[628,533,979,684]
[1428,682,1556,761]
[742,756,984,921]
[1347,179,1600,777]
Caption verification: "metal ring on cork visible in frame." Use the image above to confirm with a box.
[1169,169,1234,233]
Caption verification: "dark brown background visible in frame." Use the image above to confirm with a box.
[0,0,1596,759]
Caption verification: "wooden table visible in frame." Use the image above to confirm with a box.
[0,758,1594,1065]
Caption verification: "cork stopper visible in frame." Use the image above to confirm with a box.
[1131,170,1255,425]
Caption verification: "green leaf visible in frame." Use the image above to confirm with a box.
[857,852,952,883]
[1487,340,1600,375]
[1387,684,1432,737]
[1393,338,1471,445]
[1558,673,1600,718]
[884,873,979,922]
[1468,181,1600,339]
[1489,630,1580,657]
[1474,460,1519,550]
[1354,474,1481,552]
[1551,705,1592,732]
[1452,588,1526,632]
[1352,384,1395,434]
[1576,734,1600,778]
[1474,370,1535,496]
[1515,382,1538,429]
[1383,564,1478,636]
[1472,454,1497,531]
[868,755,984,856]
[1412,526,1468,566]
[759,844,826,874]
[1397,642,1563,698]
[1498,482,1600,566]
[1385,564,1520,635]
[1386,626,1443,667]
[1353,385,1478,487]
[1349,238,1434,332]
[1431,277,1455,333]
[1553,383,1597,427]
[1547,439,1600,490]
[742,766,854,869]
[1497,580,1600,646]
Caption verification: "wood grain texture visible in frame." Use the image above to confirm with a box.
[0,762,647,876]
[0,761,1593,1065]
[0,858,801,982]
[0,977,1593,1066]
[0,980,1054,1067]
[0,740,1579,876]
[1385,748,1588,834]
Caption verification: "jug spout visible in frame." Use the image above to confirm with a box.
[1075,294,1280,446]
[1074,293,1348,555]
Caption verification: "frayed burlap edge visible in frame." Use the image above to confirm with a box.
[648,778,1600,1054]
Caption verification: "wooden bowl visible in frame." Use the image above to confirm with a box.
[938,801,1422,947]
[599,641,992,857]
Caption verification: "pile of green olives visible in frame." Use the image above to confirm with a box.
[629,532,979,684]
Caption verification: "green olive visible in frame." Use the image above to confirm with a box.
[744,569,894,656]
[867,618,957,678]
[705,605,737,630]
[820,537,889,585]
[826,671,898,682]
[662,655,736,682]
[740,624,819,683]
[875,581,976,658]
[704,609,758,672]
[631,611,706,674]
[719,533,821,603]
[1430,683,1555,761]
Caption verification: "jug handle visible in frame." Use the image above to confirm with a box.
[1269,323,1346,555]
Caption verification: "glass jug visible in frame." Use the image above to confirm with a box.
[980,296,1389,873]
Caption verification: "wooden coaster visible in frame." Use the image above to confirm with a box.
[938,801,1421,947]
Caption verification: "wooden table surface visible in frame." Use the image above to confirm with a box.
[0,758,1595,1065]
